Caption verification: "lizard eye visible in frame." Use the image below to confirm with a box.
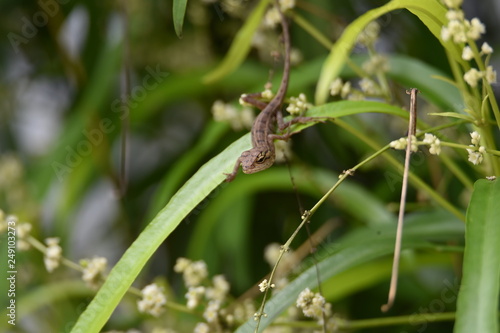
[255,152,268,164]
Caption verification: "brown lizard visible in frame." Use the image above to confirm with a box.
[225,4,315,182]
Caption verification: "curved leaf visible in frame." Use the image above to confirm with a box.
[173,0,188,37]
[202,0,270,83]
[69,134,250,333]
[315,0,459,104]
[455,178,500,333]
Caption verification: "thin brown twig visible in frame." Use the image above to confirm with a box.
[381,88,418,312]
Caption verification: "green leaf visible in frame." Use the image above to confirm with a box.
[144,121,229,222]
[236,211,464,332]
[454,178,500,333]
[315,0,458,104]
[173,0,188,37]
[69,134,250,333]
[427,112,475,122]
[202,0,270,83]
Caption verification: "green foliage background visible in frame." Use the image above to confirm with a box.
[0,0,499,332]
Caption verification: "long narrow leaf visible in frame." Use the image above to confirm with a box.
[173,0,188,37]
[69,135,250,333]
[454,179,500,332]
[202,0,270,83]
[315,0,455,104]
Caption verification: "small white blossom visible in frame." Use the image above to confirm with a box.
[390,136,417,152]
[286,93,311,114]
[441,20,467,43]
[194,322,210,333]
[258,279,275,292]
[390,137,407,150]
[264,7,281,27]
[203,300,220,323]
[212,100,253,131]
[485,66,497,84]
[290,48,303,65]
[441,26,451,42]
[264,243,282,266]
[362,54,389,75]
[442,0,463,8]
[463,68,482,87]
[16,222,32,250]
[446,9,464,21]
[467,148,483,165]
[137,283,167,317]
[261,89,274,100]
[470,131,481,145]
[423,133,435,144]
[429,138,441,155]
[329,78,343,96]
[423,134,441,155]
[174,257,191,273]
[359,78,380,95]
[206,275,230,301]
[186,261,208,287]
[357,21,380,46]
[174,258,209,287]
[467,18,486,40]
[481,42,493,55]
[296,288,326,319]
[44,237,62,273]
[340,81,352,99]
[81,257,107,289]
[186,286,205,309]
[461,46,474,60]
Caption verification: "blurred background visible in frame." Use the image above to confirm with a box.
[0,0,499,332]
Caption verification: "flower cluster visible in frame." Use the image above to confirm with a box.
[463,64,496,88]
[296,288,331,321]
[16,222,32,251]
[330,78,347,98]
[137,283,167,317]
[44,237,62,273]
[286,93,311,115]
[357,21,381,47]
[258,279,275,292]
[467,131,485,165]
[390,134,443,156]
[423,134,442,156]
[174,257,235,330]
[81,257,107,289]
[362,54,389,75]
[440,0,496,87]
[389,135,419,153]
[330,57,387,100]
[264,0,295,27]
[212,100,254,131]
[174,257,209,287]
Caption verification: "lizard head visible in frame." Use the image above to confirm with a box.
[240,148,275,174]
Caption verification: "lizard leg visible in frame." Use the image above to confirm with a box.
[224,157,242,182]
[279,116,319,131]
[240,93,268,110]
[271,112,328,141]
